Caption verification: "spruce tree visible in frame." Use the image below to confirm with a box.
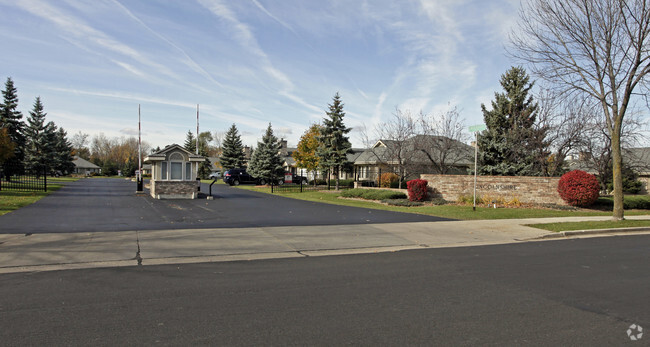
[247,123,283,184]
[317,93,352,190]
[478,67,548,176]
[184,130,196,153]
[220,124,245,170]
[54,127,74,174]
[24,97,51,173]
[1,77,25,177]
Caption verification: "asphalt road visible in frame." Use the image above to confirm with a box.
[1,235,648,345]
[0,178,450,234]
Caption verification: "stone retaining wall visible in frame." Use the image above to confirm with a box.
[420,174,564,205]
[150,180,198,199]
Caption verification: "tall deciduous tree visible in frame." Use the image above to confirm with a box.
[478,67,549,176]
[293,124,321,185]
[220,124,245,170]
[70,131,91,159]
[417,106,472,175]
[317,93,352,190]
[1,77,25,177]
[510,0,650,220]
[0,127,15,164]
[248,123,283,184]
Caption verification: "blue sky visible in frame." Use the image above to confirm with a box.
[1,0,521,149]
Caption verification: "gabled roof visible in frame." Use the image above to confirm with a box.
[72,156,100,169]
[356,135,473,166]
[144,144,205,162]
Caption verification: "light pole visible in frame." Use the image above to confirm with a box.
[468,124,486,211]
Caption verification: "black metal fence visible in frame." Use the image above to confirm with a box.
[270,182,353,193]
[0,164,47,192]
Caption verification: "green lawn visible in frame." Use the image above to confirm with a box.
[528,219,650,232]
[232,185,650,220]
[0,177,79,216]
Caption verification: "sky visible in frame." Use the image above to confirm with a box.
[0,0,522,149]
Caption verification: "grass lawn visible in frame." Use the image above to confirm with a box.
[528,219,650,232]
[232,185,650,220]
[0,177,79,216]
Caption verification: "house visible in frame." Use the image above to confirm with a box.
[353,135,474,183]
[72,156,101,175]
[144,144,205,199]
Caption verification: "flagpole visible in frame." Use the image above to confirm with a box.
[136,104,143,192]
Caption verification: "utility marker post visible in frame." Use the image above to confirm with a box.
[468,124,486,211]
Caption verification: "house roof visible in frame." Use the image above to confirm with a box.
[355,135,473,166]
[144,144,205,162]
[72,156,100,169]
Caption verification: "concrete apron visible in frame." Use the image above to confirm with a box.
[1,216,650,274]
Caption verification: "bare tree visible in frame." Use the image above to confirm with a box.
[417,107,472,175]
[579,108,648,190]
[511,0,650,219]
[368,108,418,188]
[70,131,90,159]
[535,90,592,176]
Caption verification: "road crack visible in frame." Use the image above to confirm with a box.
[134,231,143,266]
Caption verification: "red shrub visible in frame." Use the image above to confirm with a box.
[407,179,428,202]
[557,170,600,207]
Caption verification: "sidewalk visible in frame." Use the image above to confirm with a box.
[1,216,650,274]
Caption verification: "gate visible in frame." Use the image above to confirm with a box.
[0,163,47,192]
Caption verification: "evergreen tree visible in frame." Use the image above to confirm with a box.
[248,123,283,184]
[317,93,352,189]
[220,124,245,170]
[184,130,196,153]
[478,67,549,176]
[53,127,74,174]
[293,124,321,185]
[24,97,52,173]
[197,131,213,179]
[1,77,25,177]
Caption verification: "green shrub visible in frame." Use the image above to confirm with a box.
[430,197,448,205]
[623,195,650,209]
[592,196,650,210]
[340,188,406,200]
[383,199,423,207]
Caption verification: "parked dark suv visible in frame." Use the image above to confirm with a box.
[223,169,257,186]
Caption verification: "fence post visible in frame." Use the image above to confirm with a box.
[44,167,47,192]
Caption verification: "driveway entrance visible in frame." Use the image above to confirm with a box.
[0,178,451,234]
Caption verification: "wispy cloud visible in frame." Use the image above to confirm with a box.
[251,0,295,33]
[48,87,197,109]
[12,0,177,79]
[110,0,223,87]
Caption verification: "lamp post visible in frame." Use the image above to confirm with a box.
[468,124,486,211]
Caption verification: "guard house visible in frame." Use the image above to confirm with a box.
[144,144,205,199]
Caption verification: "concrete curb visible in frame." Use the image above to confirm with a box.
[536,227,650,239]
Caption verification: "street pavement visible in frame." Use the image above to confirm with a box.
[2,235,649,345]
[1,178,650,273]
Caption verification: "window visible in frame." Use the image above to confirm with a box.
[186,162,192,180]
[171,162,182,180]
[161,162,168,180]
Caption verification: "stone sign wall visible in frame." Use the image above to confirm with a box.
[420,174,564,205]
